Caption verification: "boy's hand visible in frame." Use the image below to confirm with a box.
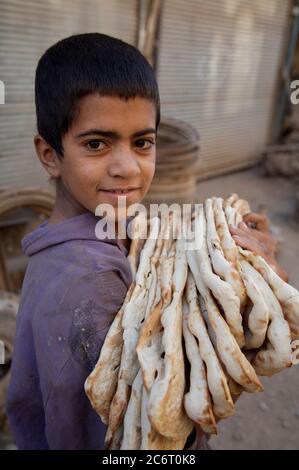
[229,213,288,282]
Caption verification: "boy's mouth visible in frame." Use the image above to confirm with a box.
[100,187,141,197]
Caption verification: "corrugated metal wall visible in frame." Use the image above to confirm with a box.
[157,0,291,179]
[0,0,137,190]
[0,0,292,188]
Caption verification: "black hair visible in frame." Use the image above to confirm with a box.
[35,33,160,156]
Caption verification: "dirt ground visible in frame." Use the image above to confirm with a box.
[1,165,298,450]
[196,165,299,450]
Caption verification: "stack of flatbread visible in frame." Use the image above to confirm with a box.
[85,194,299,450]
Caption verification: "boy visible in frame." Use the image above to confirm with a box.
[6,33,286,450]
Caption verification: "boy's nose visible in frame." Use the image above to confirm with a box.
[108,148,141,179]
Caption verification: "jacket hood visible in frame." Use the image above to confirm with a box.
[22,212,125,257]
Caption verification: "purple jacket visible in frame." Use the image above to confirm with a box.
[6,212,132,450]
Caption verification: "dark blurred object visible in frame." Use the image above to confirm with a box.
[0,188,54,444]
[0,188,54,293]
[144,117,200,205]
[272,3,299,142]
[263,142,299,222]
[282,103,299,143]
[137,0,162,71]
[264,143,299,177]
[0,291,18,434]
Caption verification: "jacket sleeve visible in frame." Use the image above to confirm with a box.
[35,269,129,450]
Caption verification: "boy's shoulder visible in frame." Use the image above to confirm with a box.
[22,212,132,277]
[17,227,132,372]
[19,213,133,333]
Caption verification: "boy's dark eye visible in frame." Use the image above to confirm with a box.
[86,140,106,151]
[134,139,155,150]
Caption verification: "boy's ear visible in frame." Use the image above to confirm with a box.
[34,134,61,178]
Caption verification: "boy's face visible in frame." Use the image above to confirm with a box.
[46,94,156,216]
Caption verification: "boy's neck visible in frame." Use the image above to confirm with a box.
[48,180,86,225]
[48,179,131,252]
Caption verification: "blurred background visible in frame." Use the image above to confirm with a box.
[0,0,299,450]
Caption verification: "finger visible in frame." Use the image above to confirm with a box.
[255,233,277,250]
[229,225,247,235]
[230,227,277,258]
[246,229,278,253]
[233,234,275,260]
[243,212,268,225]
[237,221,251,232]
[230,226,253,241]
[234,221,277,250]
[243,212,270,232]
[231,235,262,255]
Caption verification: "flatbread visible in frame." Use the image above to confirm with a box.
[238,259,269,349]
[84,215,146,423]
[105,218,160,447]
[187,206,263,393]
[84,283,134,424]
[148,238,194,440]
[182,293,217,433]
[224,193,239,208]
[108,424,123,450]
[239,248,299,340]
[239,257,292,376]
[127,212,148,278]
[185,272,234,419]
[224,194,242,225]
[233,199,251,217]
[141,387,186,450]
[121,369,143,449]
[192,204,244,348]
[213,197,247,310]
[137,232,175,391]
[205,198,244,346]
